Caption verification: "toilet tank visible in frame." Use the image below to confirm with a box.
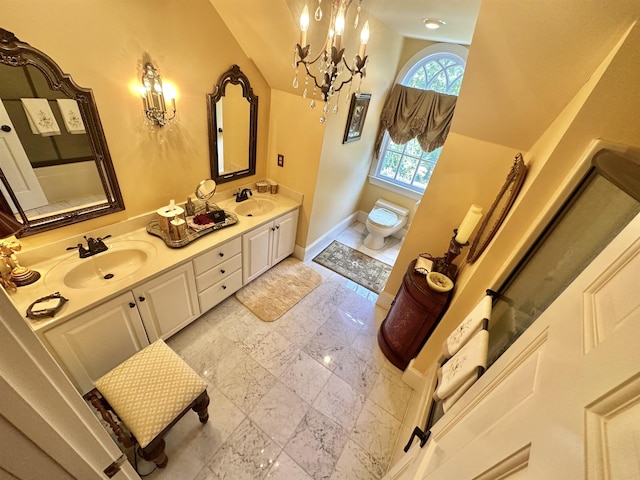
[374,199,410,219]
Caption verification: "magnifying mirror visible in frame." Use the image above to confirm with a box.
[195,179,217,201]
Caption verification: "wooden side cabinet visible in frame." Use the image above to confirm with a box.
[378,259,452,370]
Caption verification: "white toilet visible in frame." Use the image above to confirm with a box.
[364,199,410,250]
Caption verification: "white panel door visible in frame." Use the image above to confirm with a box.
[42,291,149,394]
[242,222,273,284]
[133,262,200,342]
[0,100,48,211]
[389,212,640,479]
[271,209,298,265]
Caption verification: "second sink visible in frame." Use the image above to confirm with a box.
[45,240,157,290]
[233,198,275,217]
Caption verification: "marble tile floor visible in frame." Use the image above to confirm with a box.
[133,246,410,479]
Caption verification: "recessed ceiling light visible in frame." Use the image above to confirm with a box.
[423,18,446,30]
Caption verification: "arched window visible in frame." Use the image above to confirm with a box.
[370,44,468,197]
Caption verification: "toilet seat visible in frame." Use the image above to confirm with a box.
[368,207,398,228]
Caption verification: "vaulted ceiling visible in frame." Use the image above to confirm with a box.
[210,0,640,152]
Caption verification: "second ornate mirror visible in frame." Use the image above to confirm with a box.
[207,65,258,184]
[0,28,124,236]
[467,154,528,263]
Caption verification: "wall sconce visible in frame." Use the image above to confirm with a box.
[140,62,176,127]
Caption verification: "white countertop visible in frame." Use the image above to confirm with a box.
[9,191,301,333]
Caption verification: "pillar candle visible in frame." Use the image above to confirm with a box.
[455,204,483,244]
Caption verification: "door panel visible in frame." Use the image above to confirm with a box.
[390,212,640,479]
[0,100,48,211]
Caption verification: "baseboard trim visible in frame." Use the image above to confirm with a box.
[376,290,395,310]
[401,361,438,438]
[300,212,359,261]
[387,361,438,472]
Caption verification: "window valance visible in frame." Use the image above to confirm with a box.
[374,84,457,156]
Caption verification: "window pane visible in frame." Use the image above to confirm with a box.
[421,146,442,161]
[413,161,435,189]
[374,48,466,194]
[388,140,404,153]
[408,68,427,89]
[380,151,401,179]
[404,138,423,157]
[397,157,419,184]
[428,71,447,92]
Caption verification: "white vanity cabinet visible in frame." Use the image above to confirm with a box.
[132,262,200,342]
[193,236,243,312]
[42,262,200,394]
[243,209,299,284]
[43,291,150,394]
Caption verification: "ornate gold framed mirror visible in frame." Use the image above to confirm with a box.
[207,64,258,184]
[0,28,124,236]
[467,153,527,263]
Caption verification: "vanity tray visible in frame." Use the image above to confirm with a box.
[146,207,238,248]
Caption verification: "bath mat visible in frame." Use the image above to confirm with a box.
[313,241,391,293]
[235,257,322,322]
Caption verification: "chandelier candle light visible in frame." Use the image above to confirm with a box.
[294,0,370,123]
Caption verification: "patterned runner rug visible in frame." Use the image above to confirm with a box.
[313,240,391,293]
[235,257,322,322]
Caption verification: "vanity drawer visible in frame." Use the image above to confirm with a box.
[198,269,243,313]
[195,253,242,292]
[193,237,241,275]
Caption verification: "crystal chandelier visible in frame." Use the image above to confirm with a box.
[293,0,370,123]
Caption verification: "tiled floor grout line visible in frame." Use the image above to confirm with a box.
[143,222,406,479]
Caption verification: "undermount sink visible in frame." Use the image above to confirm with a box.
[45,240,157,290]
[233,198,275,217]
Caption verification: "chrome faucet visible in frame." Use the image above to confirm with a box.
[67,235,111,258]
[235,188,253,202]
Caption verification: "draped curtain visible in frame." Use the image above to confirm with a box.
[374,83,457,157]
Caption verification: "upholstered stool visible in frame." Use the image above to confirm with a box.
[90,339,209,468]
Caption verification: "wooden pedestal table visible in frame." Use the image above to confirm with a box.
[378,259,452,370]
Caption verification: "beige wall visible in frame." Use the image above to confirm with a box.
[3,0,270,247]
[409,22,640,371]
[385,134,520,294]
[266,90,325,248]
[305,16,404,247]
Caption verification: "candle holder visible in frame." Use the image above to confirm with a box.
[431,229,469,279]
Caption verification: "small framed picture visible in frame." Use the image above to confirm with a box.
[342,93,371,144]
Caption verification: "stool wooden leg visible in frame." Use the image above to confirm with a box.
[193,390,210,424]
[141,438,168,468]
[86,391,134,448]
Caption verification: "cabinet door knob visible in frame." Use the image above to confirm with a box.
[129,302,136,308]
[220,269,225,274]
[219,252,224,257]
[275,225,280,230]
[138,296,146,302]
[222,285,227,290]
[271,227,276,231]
[1,125,11,133]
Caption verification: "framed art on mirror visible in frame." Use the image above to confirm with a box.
[343,93,371,144]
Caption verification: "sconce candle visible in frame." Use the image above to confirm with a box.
[455,204,483,244]
[140,61,176,127]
